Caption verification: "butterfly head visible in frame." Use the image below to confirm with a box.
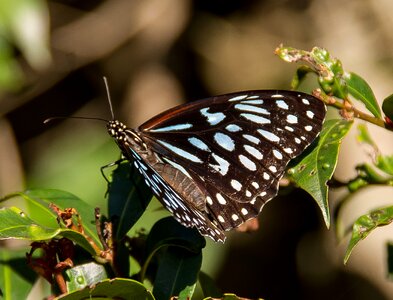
[107,120,147,152]
[107,120,127,140]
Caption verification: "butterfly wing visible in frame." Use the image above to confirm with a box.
[135,90,326,235]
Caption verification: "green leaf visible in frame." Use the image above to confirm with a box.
[145,217,206,261]
[1,189,100,247]
[0,207,96,255]
[288,119,352,228]
[344,72,382,119]
[344,206,393,264]
[152,247,202,300]
[65,262,109,293]
[108,162,152,240]
[177,283,197,300]
[0,248,37,300]
[141,217,205,294]
[57,278,154,300]
[382,94,393,122]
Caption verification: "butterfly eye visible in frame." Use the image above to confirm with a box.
[108,90,326,242]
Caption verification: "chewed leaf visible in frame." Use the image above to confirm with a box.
[0,207,96,255]
[344,206,393,264]
[288,119,352,228]
[344,72,382,119]
[1,189,100,247]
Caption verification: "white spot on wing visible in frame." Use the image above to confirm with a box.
[244,145,263,160]
[218,215,225,223]
[246,95,260,99]
[238,154,257,171]
[243,134,260,144]
[188,137,210,152]
[276,100,289,110]
[241,99,263,104]
[232,214,239,221]
[306,111,314,119]
[302,98,310,105]
[216,193,227,205]
[149,123,192,132]
[228,94,248,101]
[241,113,271,124]
[157,140,202,163]
[305,125,313,131]
[214,132,235,151]
[241,208,248,215]
[206,196,213,205]
[273,149,283,160]
[252,181,259,189]
[269,166,277,173]
[225,124,242,132]
[257,129,280,142]
[209,153,230,175]
[231,179,242,191]
[271,94,284,98]
[200,108,226,125]
[235,104,270,115]
[286,114,298,124]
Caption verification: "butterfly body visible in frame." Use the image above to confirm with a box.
[107,90,326,242]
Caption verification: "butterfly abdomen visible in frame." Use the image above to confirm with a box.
[153,162,207,211]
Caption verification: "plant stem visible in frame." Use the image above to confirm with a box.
[313,89,392,130]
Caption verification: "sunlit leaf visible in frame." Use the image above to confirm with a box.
[0,207,96,255]
[288,119,352,228]
[1,189,100,247]
[344,72,381,119]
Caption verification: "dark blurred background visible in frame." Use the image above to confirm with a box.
[1,0,393,299]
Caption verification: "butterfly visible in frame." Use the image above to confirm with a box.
[107,90,326,242]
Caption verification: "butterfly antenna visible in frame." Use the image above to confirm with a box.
[44,116,108,124]
[103,76,115,120]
